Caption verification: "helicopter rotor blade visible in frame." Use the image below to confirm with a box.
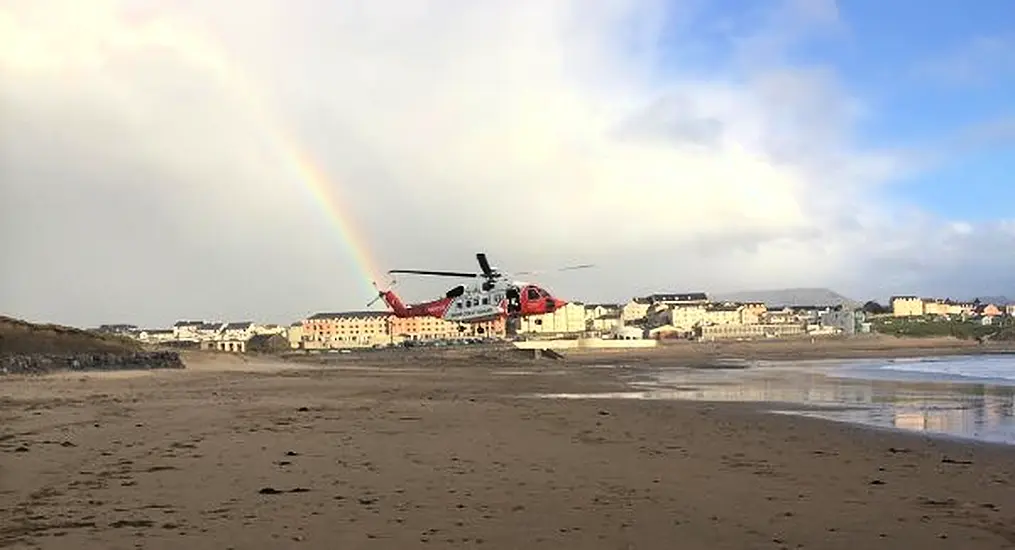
[387,269,479,278]
[476,253,495,277]
[512,264,595,276]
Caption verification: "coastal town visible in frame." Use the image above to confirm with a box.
[94,292,1015,354]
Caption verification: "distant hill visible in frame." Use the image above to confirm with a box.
[0,315,143,355]
[973,296,1014,305]
[711,288,859,308]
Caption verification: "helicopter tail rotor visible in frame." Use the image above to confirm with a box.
[367,277,398,308]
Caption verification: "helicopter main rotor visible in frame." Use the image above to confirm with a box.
[387,252,591,290]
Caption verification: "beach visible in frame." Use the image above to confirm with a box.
[2,344,1015,549]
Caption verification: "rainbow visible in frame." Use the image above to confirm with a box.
[128,15,384,296]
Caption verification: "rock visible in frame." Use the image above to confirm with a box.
[0,351,184,376]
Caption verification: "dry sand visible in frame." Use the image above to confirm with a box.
[2,345,1014,549]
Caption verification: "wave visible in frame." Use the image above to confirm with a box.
[879,355,1015,382]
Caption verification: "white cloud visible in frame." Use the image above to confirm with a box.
[0,0,1012,326]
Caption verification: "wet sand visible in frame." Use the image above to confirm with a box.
[2,350,1014,549]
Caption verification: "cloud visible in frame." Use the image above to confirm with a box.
[0,0,1012,327]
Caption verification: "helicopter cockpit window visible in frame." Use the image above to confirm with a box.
[526,288,540,300]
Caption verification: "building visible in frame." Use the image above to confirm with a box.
[137,329,176,343]
[287,322,304,349]
[1007,304,1015,317]
[923,299,974,316]
[621,292,709,323]
[96,324,138,335]
[891,296,924,317]
[667,304,707,331]
[763,308,803,325]
[172,320,205,340]
[585,304,622,334]
[621,299,651,323]
[302,311,392,349]
[221,322,255,341]
[644,292,709,305]
[698,323,806,341]
[390,315,504,341]
[300,311,505,349]
[517,302,586,336]
[976,303,1003,317]
[739,302,767,324]
[820,307,867,335]
[702,304,742,326]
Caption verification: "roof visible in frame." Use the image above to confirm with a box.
[308,311,390,320]
[199,323,222,331]
[173,320,204,327]
[645,292,708,303]
[224,322,254,330]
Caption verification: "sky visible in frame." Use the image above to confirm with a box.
[1,0,1013,328]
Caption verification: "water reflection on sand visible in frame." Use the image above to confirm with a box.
[543,357,1015,445]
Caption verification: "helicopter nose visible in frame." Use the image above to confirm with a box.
[554,298,567,310]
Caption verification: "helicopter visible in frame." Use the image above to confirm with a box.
[368,253,592,328]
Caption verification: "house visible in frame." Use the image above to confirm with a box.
[739,302,767,324]
[585,304,622,334]
[172,320,204,340]
[621,299,651,323]
[820,306,867,335]
[196,322,224,341]
[221,322,254,341]
[96,324,138,335]
[138,329,175,343]
[975,303,1003,317]
[517,302,586,336]
[644,292,709,304]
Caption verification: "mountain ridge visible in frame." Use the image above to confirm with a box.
[710,287,859,308]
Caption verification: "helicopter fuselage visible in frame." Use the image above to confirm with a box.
[379,279,566,324]
[375,252,579,326]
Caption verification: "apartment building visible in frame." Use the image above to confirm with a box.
[892,296,978,317]
[302,311,392,349]
[299,311,505,349]
[698,323,805,341]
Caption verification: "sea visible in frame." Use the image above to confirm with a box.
[541,354,1015,445]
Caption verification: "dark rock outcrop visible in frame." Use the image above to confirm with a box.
[0,351,184,375]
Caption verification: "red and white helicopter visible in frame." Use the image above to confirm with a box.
[369,253,591,329]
